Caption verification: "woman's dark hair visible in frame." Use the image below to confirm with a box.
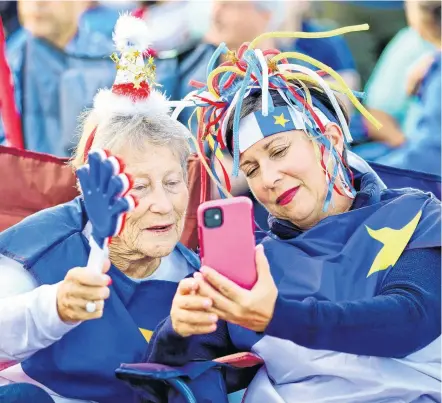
[224,84,350,155]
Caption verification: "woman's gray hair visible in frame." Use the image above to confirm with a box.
[71,111,191,179]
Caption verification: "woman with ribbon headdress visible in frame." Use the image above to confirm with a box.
[138,24,441,403]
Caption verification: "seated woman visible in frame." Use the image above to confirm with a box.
[144,28,441,402]
[0,15,199,403]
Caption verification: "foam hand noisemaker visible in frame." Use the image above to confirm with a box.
[76,149,137,272]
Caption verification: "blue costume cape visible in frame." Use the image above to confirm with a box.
[117,172,441,403]
[0,197,199,403]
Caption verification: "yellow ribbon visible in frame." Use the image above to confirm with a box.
[248,24,369,49]
[271,51,381,129]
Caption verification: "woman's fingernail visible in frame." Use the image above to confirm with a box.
[107,277,113,286]
[210,314,218,323]
[203,299,212,308]
[200,267,206,274]
[194,272,203,280]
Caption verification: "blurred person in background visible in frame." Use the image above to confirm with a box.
[312,1,407,87]
[373,0,441,176]
[77,1,122,39]
[0,0,115,156]
[353,27,435,162]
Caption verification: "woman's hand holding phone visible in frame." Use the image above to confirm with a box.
[171,245,277,337]
[171,197,278,337]
[188,244,277,334]
[170,278,219,337]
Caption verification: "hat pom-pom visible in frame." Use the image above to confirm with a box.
[113,13,151,52]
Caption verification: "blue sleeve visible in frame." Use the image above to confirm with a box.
[265,248,441,358]
[147,316,237,365]
[146,317,255,393]
[401,59,441,173]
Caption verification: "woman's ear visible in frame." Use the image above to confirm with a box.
[324,123,345,155]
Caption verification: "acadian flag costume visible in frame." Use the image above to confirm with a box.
[116,25,441,403]
[0,15,198,403]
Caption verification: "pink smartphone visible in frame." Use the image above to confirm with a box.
[197,196,257,290]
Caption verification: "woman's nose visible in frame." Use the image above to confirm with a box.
[260,164,282,190]
[148,187,174,215]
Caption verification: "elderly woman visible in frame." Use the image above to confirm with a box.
[141,27,441,403]
[0,15,199,403]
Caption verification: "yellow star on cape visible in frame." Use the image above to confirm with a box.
[274,113,290,127]
[139,328,153,342]
[366,210,422,277]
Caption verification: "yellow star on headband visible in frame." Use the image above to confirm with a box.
[274,113,290,127]
[366,210,422,278]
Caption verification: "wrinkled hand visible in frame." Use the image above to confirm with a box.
[406,53,435,96]
[57,259,111,323]
[195,245,278,332]
[170,278,218,337]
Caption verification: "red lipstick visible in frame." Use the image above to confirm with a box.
[276,187,300,206]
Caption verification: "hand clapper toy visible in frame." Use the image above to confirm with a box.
[76,149,137,272]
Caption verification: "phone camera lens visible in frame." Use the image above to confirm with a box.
[204,208,223,228]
